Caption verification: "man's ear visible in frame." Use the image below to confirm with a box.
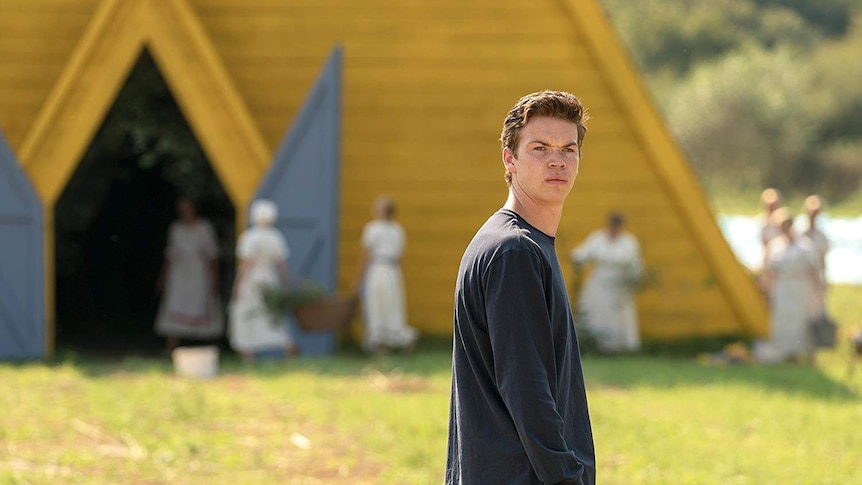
[503,148,517,175]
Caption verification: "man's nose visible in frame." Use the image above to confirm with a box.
[548,150,567,167]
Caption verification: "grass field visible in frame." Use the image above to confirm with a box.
[2,286,861,484]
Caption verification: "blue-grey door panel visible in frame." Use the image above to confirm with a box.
[253,46,342,356]
[0,130,45,360]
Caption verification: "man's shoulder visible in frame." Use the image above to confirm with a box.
[459,211,546,279]
[468,211,542,253]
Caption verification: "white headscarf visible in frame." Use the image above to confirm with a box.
[250,199,278,226]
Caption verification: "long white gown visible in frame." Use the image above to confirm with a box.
[228,226,294,354]
[758,213,783,247]
[570,230,643,352]
[360,219,417,350]
[761,236,819,361]
[803,226,829,313]
[155,219,224,339]
[758,212,783,271]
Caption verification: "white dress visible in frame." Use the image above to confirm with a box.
[760,236,819,361]
[803,227,829,279]
[803,226,829,314]
[759,214,783,246]
[758,213,783,270]
[570,230,643,352]
[228,226,294,353]
[360,219,417,350]
[155,220,224,339]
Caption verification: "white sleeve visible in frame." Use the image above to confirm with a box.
[396,224,406,256]
[236,232,253,259]
[200,220,219,259]
[276,233,289,260]
[164,223,178,260]
[570,232,598,263]
[628,235,644,277]
[361,223,375,250]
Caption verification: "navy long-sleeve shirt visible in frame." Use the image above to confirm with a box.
[446,209,595,485]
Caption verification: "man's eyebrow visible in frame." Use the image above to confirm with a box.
[525,139,579,147]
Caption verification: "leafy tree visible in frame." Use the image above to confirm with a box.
[812,27,862,142]
[751,0,852,37]
[599,0,862,202]
[600,0,820,75]
[666,46,819,191]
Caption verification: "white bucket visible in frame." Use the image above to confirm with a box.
[172,346,219,379]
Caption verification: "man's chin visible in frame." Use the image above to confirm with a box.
[540,192,572,207]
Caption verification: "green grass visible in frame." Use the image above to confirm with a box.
[828,284,862,329]
[2,287,861,484]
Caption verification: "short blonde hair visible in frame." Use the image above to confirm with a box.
[375,195,396,220]
[803,194,823,213]
[760,188,781,206]
[769,207,793,227]
[250,199,278,226]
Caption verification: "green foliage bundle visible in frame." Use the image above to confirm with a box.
[261,281,328,318]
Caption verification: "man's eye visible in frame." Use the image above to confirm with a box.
[564,147,575,153]
[534,146,546,151]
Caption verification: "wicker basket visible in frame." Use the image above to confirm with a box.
[293,294,358,333]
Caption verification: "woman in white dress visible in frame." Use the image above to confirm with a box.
[228,199,297,362]
[756,188,784,300]
[354,196,418,354]
[155,197,223,351]
[802,195,829,315]
[570,212,643,353]
[758,188,784,250]
[759,208,821,363]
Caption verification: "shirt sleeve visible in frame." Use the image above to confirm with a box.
[628,235,644,278]
[396,223,406,257]
[484,247,586,485]
[276,233,289,261]
[569,232,597,264]
[361,222,375,250]
[236,232,253,260]
[200,220,219,259]
[802,241,819,269]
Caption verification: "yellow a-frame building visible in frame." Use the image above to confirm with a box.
[0,0,767,358]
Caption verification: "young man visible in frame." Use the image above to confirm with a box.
[446,91,595,485]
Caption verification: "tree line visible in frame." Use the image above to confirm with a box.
[599,0,862,206]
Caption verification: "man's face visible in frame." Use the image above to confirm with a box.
[503,116,580,207]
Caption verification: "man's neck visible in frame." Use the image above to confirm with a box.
[502,191,563,237]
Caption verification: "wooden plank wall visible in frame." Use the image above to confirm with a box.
[0,0,101,148]
[189,0,743,337]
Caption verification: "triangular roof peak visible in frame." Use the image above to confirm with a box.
[19,0,269,208]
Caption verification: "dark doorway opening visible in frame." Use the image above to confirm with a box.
[55,50,235,356]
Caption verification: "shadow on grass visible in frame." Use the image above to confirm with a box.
[582,354,859,402]
[16,336,856,402]
[33,336,455,380]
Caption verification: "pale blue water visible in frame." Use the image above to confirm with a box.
[718,214,862,284]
